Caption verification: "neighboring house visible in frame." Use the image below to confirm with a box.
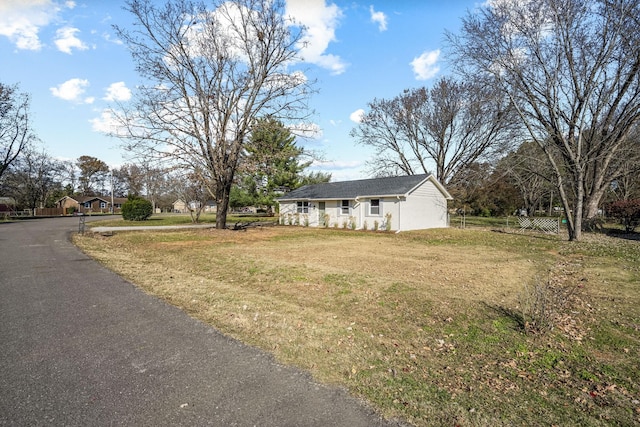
[0,197,16,213]
[173,199,187,213]
[173,199,217,213]
[203,200,217,213]
[277,174,453,232]
[57,196,129,214]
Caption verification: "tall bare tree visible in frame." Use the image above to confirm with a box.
[448,0,640,240]
[167,169,209,223]
[0,83,35,181]
[350,77,516,184]
[1,149,63,211]
[497,141,556,216]
[112,0,314,229]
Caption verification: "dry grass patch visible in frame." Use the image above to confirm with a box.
[74,226,640,426]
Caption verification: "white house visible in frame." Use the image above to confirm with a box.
[277,174,453,232]
[172,199,217,213]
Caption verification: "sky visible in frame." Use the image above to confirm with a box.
[1,0,481,182]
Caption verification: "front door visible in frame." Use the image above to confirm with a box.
[318,202,326,226]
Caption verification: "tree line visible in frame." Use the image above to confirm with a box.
[3,0,640,239]
[351,0,640,240]
[0,115,325,216]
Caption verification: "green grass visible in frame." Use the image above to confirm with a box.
[87,212,277,228]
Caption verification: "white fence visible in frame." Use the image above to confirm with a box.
[517,217,560,234]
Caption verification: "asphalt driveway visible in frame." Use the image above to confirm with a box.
[0,217,402,426]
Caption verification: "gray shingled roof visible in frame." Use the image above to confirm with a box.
[277,174,434,201]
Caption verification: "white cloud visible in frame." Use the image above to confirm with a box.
[349,109,365,123]
[90,109,118,133]
[50,78,93,103]
[286,0,347,75]
[410,49,440,80]
[54,26,88,54]
[0,0,61,50]
[312,159,362,170]
[103,33,123,45]
[309,159,366,181]
[103,82,132,102]
[369,6,387,32]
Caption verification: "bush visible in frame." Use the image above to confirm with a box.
[607,199,640,232]
[121,196,153,221]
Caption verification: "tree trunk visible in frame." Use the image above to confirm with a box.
[570,169,585,241]
[215,178,233,230]
[584,187,607,220]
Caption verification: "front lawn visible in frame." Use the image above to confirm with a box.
[73,226,640,426]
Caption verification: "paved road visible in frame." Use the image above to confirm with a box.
[0,217,403,426]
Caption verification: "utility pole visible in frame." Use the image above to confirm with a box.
[110,171,114,214]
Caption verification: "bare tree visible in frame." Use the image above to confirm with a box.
[111,165,140,198]
[600,127,640,202]
[350,77,517,184]
[167,170,209,223]
[0,83,35,181]
[448,0,640,240]
[112,0,314,229]
[1,149,63,211]
[497,141,556,216]
[57,159,78,195]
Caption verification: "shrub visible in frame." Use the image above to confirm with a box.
[348,216,356,230]
[322,213,330,228]
[517,273,576,334]
[121,196,153,221]
[607,199,640,232]
[479,207,491,217]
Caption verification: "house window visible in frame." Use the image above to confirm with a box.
[297,201,309,213]
[370,199,380,215]
[100,202,107,209]
[341,200,350,215]
[84,202,91,208]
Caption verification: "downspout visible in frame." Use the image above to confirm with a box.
[354,196,361,229]
[396,195,401,233]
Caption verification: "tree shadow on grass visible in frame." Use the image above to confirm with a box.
[481,302,527,332]
[606,229,640,241]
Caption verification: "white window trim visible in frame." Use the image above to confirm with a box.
[297,201,309,214]
[340,200,350,215]
[369,198,382,216]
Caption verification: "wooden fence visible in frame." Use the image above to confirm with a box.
[35,208,65,216]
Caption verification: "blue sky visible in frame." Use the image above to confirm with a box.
[1,0,479,181]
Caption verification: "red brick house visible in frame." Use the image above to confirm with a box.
[57,196,129,214]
